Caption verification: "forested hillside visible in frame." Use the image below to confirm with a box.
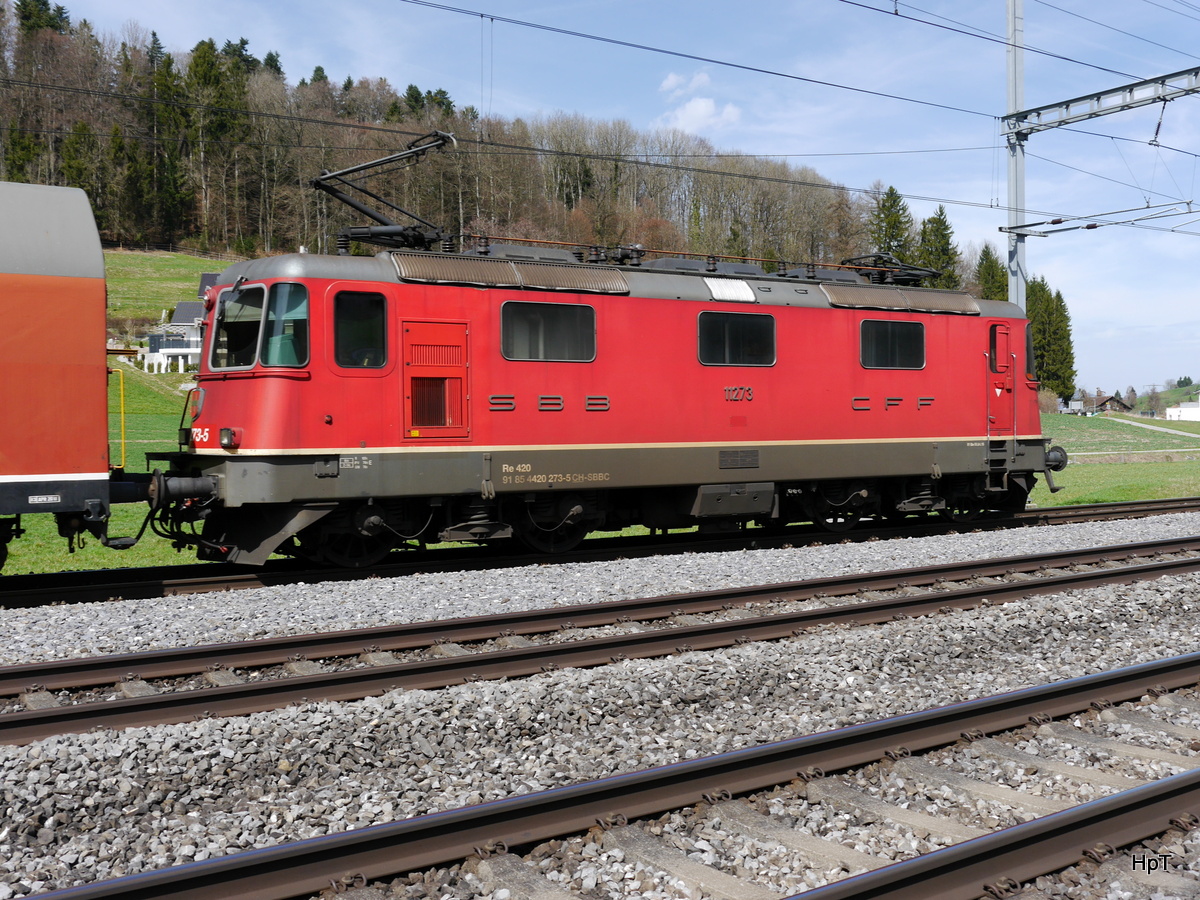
[0,0,1077,397]
[0,0,872,263]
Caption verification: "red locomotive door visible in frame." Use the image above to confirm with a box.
[987,322,1015,435]
[402,321,469,439]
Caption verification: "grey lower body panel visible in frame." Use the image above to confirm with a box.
[182,438,1048,507]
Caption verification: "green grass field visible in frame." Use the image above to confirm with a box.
[107,363,191,470]
[1027,413,1200,507]
[1039,412,1200,455]
[5,250,1200,574]
[1029,458,1200,506]
[104,250,226,326]
[1108,413,1200,438]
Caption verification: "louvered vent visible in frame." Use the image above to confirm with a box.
[821,282,980,314]
[391,252,629,294]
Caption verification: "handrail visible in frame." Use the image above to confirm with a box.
[109,366,126,471]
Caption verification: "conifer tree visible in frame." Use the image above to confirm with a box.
[220,37,259,74]
[147,31,164,68]
[867,185,913,261]
[424,88,454,116]
[139,50,191,240]
[14,0,69,34]
[187,38,250,246]
[59,120,97,193]
[974,243,1007,301]
[915,205,961,289]
[1027,277,1076,401]
[403,83,425,116]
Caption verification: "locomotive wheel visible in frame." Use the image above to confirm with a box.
[515,519,589,554]
[813,507,862,532]
[308,532,398,568]
[939,504,983,523]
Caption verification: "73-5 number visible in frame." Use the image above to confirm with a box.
[724,386,753,401]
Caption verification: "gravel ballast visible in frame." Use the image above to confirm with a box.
[4,514,1200,896]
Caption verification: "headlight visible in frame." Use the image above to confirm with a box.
[189,388,206,420]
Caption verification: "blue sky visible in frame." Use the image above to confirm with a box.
[63,0,1200,395]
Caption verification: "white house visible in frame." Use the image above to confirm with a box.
[137,275,217,373]
[138,301,206,373]
[1167,401,1200,422]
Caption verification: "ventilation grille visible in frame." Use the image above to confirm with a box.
[392,252,629,294]
[411,377,462,427]
[821,283,980,314]
[409,343,464,366]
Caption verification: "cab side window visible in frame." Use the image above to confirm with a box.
[335,291,387,368]
[211,286,265,369]
[261,284,309,367]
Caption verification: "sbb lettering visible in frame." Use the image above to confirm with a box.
[489,394,611,412]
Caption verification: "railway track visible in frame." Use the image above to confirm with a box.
[32,653,1200,899]
[6,535,1200,744]
[4,496,1199,609]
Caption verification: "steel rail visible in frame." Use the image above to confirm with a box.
[792,768,1200,900]
[1015,495,1200,523]
[3,534,1198,698]
[34,651,1200,900]
[4,496,1199,608]
[7,549,1200,745]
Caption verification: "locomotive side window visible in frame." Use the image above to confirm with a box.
[335,291,387,368]
[211,286,265,369]
[261,283,309,367]
[698,311,775,366]
[1025,323,1038,380]
[501,301,595,362]
[860,320,924,369]
[989,323,1012,374]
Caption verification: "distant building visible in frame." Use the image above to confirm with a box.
[137,277,215,373]
[1167,401,1200,422]
[1064,390,1131,415]
[1094,394,1132,413]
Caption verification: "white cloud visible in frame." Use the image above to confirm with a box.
[654,97,741,133]
[658,71,711,99]
[659,72,686,93]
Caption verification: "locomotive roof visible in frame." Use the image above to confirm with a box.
[215,247,1024,318]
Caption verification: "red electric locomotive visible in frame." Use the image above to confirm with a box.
[0,142,1067,573]
[142,136,1066,566]
[147,244,1064,566]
